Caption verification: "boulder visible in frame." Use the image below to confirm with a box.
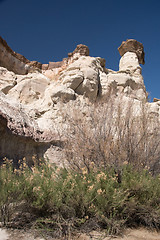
[118,39,145,65]
[68,44,89,58]
[61,70,84,90]
[47,84,76,103]
[59,56,103,100]
[8,73,50,104]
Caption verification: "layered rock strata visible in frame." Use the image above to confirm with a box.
[0,91,63,165]
[0,36,42,74]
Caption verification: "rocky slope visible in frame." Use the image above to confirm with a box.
[0,37,159,165]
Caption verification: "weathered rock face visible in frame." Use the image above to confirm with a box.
[8,72,50,104]
[119,52,142,73]
[0,36,42,74]
[42,44,90,72]
[0,38,159,165]
[0,67,17,94]
[118,39,145,65]
[0,91,62,165]
[48,85,76,103]
[68,44,89,58]
[59,56,103,100]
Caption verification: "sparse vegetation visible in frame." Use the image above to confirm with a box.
[63,97,160,174]
[0,98,160,238]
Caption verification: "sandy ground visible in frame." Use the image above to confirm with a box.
[0,228,44,240]
[115,228,160,240]
[0,229,8,240]
[0,228,160,240]
[78,228,160,240]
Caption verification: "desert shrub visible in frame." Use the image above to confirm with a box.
[0,158,24,225]
[62,97,160,174]
[0,158,160,235]
[0,96,160,235]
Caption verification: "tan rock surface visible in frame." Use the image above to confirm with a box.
[8,72,50,104]
[0,36,42,74]
[68,44,89,58]
[59,56,104,100]
[0,67,17,94]
[118,39,145,65]
[0,91,62,165]
[0,40,160,238]
[119,52,142,73]
[0,38,159,164]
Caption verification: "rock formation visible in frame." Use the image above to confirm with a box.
[68,44,89,58]
[118,39,145,65]
[0,37,159,166]
[0,90,63,165]
[0,36,42,74]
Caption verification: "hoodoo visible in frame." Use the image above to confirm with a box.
[0,37,159,165]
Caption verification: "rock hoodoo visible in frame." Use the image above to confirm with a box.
[0,37,159,165]
[118,39,145,65]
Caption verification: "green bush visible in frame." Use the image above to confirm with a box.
[0,159,160,234]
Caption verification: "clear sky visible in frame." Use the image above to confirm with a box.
[0,0,160,100]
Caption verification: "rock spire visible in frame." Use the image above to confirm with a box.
[118,39,145,65]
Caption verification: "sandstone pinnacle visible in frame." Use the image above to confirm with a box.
[118,39,145,65]
[68,44,89,58]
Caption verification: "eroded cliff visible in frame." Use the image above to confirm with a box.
[0,37,159,165]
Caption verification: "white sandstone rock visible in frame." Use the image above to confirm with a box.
[75,67,99,99]
[119,52,142,74]
[8,72,50,104]
[59,56,103,100]
[0,41,159,165]
[47,84,76,103]
[147,102,160,118]
[0,67,17,94]
[61,70,84,90]
[100,70,147,101]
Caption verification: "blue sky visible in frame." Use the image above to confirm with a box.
[0,0,160,100]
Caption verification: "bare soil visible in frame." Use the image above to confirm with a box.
[0,228,160,240]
